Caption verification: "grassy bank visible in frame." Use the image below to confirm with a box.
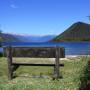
[0,57,90,90]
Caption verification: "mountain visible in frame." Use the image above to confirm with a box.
[0,33,56,42]
[14,34,56,42]
[0,33,20,42]
[53,22,90,42]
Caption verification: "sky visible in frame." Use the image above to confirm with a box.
[0,0,90,35]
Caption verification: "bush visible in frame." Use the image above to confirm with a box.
[79,60,90,90]
[0,52,3,57]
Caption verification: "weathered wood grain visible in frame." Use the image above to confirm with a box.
[4,47,65,58]
[6,46,13,80]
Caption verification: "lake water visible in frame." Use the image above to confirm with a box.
[1,42,90,55]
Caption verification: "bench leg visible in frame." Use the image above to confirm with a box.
[53,47,60,79]
[8,64,13,80]
[6,46,13,80]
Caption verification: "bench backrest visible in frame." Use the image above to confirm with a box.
[3,46,65,58]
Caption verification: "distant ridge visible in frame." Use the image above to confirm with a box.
[14,34,56,42]
[53,22,90,41]
[0,33,56,42]
[0,33,20,42]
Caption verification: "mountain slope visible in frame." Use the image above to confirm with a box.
[0,33,56,42]
[0,33,20,42]
[53,22,90,41]
[14,34,56,42]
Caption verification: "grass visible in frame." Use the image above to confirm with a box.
[0,57,90,90]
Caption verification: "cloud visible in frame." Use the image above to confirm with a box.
[10,4,18,9]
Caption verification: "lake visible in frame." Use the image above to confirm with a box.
[1,41,90,55]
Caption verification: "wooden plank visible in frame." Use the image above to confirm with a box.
[12,62,64,66]
[4,47,65,58]
[60,47,65,58]
[12,47,56,58]
[6,46,13,80]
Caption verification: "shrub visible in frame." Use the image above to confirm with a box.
[0,52,3,57]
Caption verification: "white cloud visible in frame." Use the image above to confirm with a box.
[10,4,18,9]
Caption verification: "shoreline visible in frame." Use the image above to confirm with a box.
[66,55,90,58]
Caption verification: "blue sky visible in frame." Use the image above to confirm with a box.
[0,0,90,35]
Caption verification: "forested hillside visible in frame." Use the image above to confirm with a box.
[53,22,90,41]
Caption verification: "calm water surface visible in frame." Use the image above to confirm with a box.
[1,42,90,55]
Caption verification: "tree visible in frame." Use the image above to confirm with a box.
[0,30,2,33]
[0,25,3,49]
[87,16,90,21]
[0,30,2,47]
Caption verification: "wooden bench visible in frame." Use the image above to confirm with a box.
[3,46,65,80]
